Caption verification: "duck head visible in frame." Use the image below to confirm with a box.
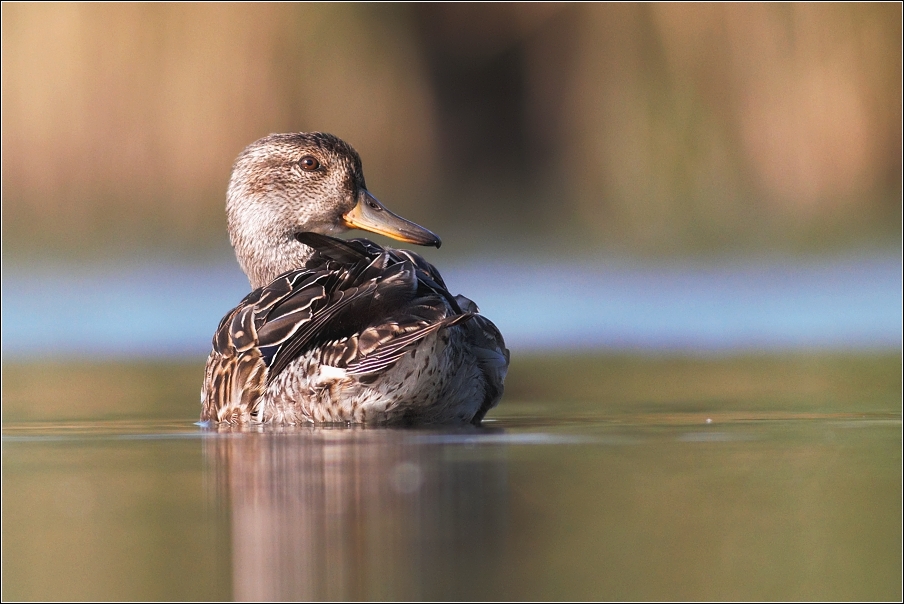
[226,132,440,289]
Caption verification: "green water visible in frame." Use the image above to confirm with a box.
[2,354,901,600]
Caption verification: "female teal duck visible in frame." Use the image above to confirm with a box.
[201,132,509,425]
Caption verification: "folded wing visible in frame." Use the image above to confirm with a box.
[202,233,488,422]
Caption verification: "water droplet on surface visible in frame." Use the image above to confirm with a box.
[389,461,423,494]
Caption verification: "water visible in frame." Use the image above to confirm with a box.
[2,253,900,357]
[2,355,901,600]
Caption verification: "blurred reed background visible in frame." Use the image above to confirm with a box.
[3,3,901,262]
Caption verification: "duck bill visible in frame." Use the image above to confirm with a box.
[342,190,441,248]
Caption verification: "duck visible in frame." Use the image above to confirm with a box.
[200,132,509,426]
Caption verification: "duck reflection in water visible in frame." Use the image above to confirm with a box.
[206,426,509,601]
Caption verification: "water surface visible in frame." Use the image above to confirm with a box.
[3,254,900,356]
[2,354,900,600]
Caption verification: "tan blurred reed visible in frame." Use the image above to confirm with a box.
[2,3,900,259]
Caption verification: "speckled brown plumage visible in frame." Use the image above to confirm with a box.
[201,132,509,426]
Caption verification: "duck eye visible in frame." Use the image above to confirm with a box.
[299,156,320,171]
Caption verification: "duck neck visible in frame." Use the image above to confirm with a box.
[227,195,316,291]
[231,228,315,290]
